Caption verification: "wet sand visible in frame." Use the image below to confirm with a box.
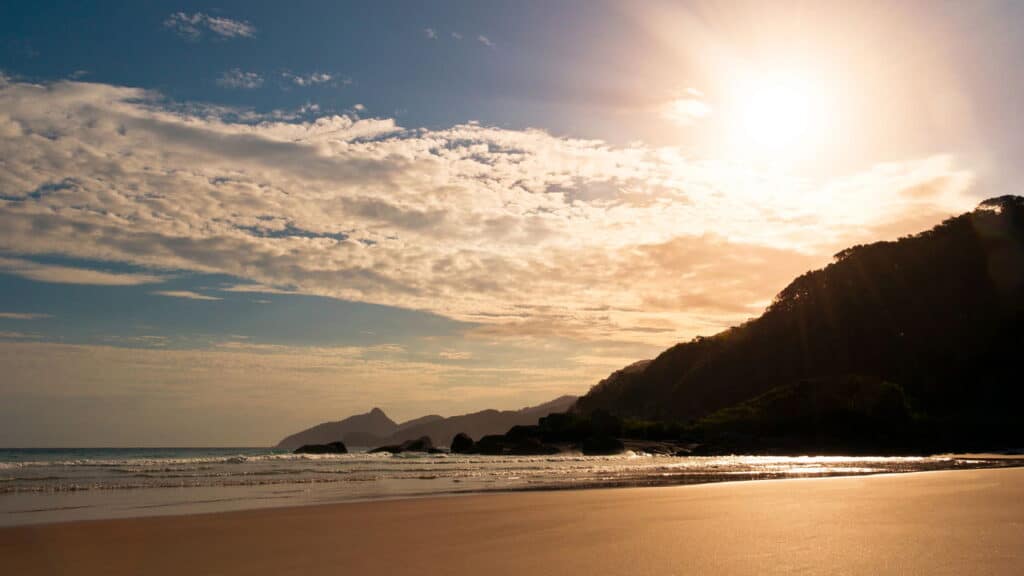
[2,467,1023,575]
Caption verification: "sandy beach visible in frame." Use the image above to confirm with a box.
[3,467,1023,575]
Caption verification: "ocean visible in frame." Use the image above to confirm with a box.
[1,447,1018,526]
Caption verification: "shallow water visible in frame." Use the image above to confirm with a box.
[1,447,1018,526]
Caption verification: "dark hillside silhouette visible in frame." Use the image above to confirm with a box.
[576,196,1024,450]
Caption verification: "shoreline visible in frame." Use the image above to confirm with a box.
[3,466,1024,575]
[3,454,1022,528]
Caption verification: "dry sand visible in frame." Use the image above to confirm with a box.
[3,467,1023,575]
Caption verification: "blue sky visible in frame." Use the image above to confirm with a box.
[1,1,1021,445]
[3,2,612,135]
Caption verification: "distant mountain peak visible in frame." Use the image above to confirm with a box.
[276,395,578,450]
[275,405,398,450]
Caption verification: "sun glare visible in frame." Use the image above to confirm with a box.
[724,68,828,165]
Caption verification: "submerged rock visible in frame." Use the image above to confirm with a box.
[293,441,348,454]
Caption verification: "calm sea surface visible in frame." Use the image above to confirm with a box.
[1,447,1019,526]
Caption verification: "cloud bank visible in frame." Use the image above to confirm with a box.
[0,78,976,342]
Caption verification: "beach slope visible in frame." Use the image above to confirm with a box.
[3,467,1023,575]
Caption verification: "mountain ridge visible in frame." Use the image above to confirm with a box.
[574,196,1024,451]
[276,395,578,450]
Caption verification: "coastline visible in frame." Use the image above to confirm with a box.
[3,466,1023,575]
[3,451,1020,527]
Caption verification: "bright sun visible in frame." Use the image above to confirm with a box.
[725,69,828,165]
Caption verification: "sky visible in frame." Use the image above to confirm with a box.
[0,0,1021,446]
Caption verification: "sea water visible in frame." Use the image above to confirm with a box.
[0,447,1017,526]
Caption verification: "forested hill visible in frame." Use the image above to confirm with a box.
[575,196,1024,449]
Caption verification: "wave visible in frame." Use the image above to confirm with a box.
[0,450,669,470]
[0,452,382,469]
[2,453,1014,499]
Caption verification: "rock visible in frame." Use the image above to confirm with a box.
[369,435,435,454]
[450,432,474,453]
[580,435,625,455]
[505,425,540,440]
[293,441,348,454]
[472,433,560,455]
[402,436,434,452]
[507,437,560,455]
[474,434,507,455]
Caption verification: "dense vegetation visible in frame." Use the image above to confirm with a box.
[574,196,1024,452]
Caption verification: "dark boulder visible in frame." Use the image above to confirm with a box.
[507,437,560,455]
[369,435,435,454]
[473,435,507,455]
[473,433,560,455]
[293,441,348,454]
[450,432,475,453]
[505,425,541,440]
[401,436,434,452]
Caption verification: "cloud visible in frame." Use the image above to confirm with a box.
[0,312,51,320]
[424,28,437,40]
[663,90,712,126]
[0,78,977,343]
[281,71,336,87]
[164,12,256,40]
[218,283,295,295]
[0,257,166,286]
[439,350,472,360]
[0,331,41,340]
[451,32,463,40]
[217,69,263,89]
[477,35,495,48]
[151,290,222,301]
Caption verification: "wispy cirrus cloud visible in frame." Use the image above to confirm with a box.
[151,290,222,301]
[477,35,495,48]
[424,28,438,40]
[217,69,263,89]
[0,78,976,344]
[0,312,52,320]
[0,331,41,340]
[164,12,256,40]
[218,284,296,295]
[0,257,166,286]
